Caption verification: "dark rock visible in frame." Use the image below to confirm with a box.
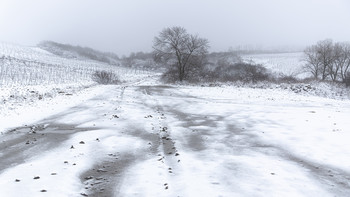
[85,176,94,180]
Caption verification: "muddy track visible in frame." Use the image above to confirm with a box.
[79,129,162,197]
[78,85,180,196]
[80,153,136,197]
[137,85,182,189]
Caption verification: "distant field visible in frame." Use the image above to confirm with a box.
[0,43,151,86]
[242,52,309,78]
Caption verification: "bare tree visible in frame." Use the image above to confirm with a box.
[339,42,350,82]
[153,26,209,81]
[328,42,343,82]
[303,45,322,79]
[303,39,334,81]
[304,40,350,85]
[317,39,334,80]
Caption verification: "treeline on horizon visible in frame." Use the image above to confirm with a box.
[37,40,301,66]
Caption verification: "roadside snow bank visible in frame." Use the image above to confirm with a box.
[194,81,350,101]
[0,83,102,134]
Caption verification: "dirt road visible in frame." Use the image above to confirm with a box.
[1,83,350,196]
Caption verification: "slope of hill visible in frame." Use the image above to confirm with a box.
[37,41,120,65]
[0,42,156,130]
[0,42,147,86]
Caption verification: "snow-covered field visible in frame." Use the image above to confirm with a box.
[242,52,308,78]
[0,42,155,132]
[1,44,350,196]
[0,42,151,86]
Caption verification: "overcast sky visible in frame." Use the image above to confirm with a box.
[1,0,350,55]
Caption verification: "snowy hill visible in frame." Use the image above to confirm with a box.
[0,42,150,86]
[38,41,120,65]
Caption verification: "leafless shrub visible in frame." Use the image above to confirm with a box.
[92,70,119,84]
[160,67,179,83]
[238,63,270,83]
[276,74,299,84]
[298,77,314,83]
[205,62,271,83]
